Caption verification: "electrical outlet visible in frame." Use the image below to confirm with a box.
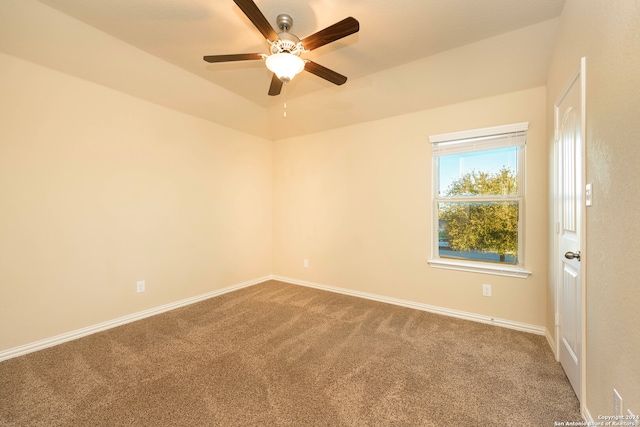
[136,280,145,293]
[614,389,623,416]
[304,259,309,268]
[482,284,492,297]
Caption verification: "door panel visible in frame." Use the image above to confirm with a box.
[561,263,579,365]
[555,58,585,400]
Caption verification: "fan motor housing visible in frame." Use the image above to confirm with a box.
[270,32,303,55]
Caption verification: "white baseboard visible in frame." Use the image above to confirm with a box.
[0,276,271,362]
[1,274,548,362]
[545,328,557,358]
[272,275,546,336]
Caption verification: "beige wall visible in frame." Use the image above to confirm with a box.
[2,0,637,419]
[1,0,552,357]
[0,53,273,351]
[1,48,551,355]
[547,0,640,418]
[273,87,549,327]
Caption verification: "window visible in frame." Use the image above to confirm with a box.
[428,122,531,278]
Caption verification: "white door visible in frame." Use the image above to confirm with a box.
[555,58,585,400]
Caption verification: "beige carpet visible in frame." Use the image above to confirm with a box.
[0,280,581,426]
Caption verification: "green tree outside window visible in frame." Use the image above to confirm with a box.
[439,167,518,263]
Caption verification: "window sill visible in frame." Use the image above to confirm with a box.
[427,259,532,278]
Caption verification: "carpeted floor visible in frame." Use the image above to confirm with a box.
[0,280,581,426]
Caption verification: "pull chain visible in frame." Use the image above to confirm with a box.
[283,83,287,118]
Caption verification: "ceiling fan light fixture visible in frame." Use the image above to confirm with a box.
[266,53,305,83]
[202,1,360,96]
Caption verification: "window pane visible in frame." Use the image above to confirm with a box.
[438,201,519,264]
[438,146,518,196]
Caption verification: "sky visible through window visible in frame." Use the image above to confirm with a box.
[438,147,518,195]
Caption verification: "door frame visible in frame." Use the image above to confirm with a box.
[553,57,587,407]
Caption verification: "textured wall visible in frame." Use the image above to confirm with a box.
[547,0,640,418]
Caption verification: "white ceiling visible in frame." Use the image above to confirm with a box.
[1,0,565,140]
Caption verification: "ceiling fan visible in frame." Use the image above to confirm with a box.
[203,0,360,96]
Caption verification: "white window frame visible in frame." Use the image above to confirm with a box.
[428,122,532,278]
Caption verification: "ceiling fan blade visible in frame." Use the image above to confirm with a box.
[304,61,348,85]
[301,17,359,51]
[203,53,264,63]
[268,73,284,96]
[233,0,278,42]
